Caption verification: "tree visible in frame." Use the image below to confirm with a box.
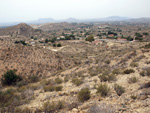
[45,39,49,43]
[85,35,94,42]
[1,70,22,86]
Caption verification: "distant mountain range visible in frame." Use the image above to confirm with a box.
[0,16,150,27]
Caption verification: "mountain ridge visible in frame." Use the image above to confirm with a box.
[0,16,150,27]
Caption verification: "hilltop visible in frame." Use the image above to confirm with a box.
[0,23,45,38]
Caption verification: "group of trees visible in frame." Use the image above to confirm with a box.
[108,31,117,36]
[45,37,57,43]
[15,40,27,45]
[53,43,62,47]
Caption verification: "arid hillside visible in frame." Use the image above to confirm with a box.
[0,39,150,113]
[0,40,75,78]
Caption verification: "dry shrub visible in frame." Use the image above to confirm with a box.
[140,67,150,77]
[55,77,63,84]
[20,89,34,101]
[28,75,39,83]
[114,84,125,96]
[15,107,32,113]
[96,84,110,97]
[124,69,135,74]
[99,73,116,82]
[105,59,110,64]
[130,62,138,67]
[131,95,137,100]
[87,103,117,113]
[112,68,122,75]
[88,67,102,77]
[41,100,65,112]
[64,76,70,82]
[55,85,63,91]
[128,77,138,84]
[139,81,150,89]
[72,78,83,86]
[77,88,91,102]
[16,80,28,87]
[44,85,55,92]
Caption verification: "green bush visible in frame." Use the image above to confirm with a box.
[124,69,135,74]
[78,88,91,102]
[96,84,110,97]
[114,84,125,96]
[1,70,22,86]
[72,78,83,86]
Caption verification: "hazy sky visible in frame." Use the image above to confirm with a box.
[0,0,150,23]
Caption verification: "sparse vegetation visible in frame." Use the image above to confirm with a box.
[72,78,83,86]
[0,20,150,112]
